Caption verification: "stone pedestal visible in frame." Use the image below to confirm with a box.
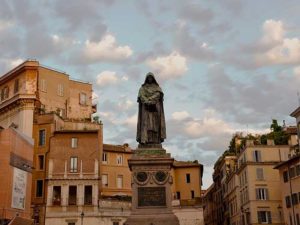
[124,147,179,225]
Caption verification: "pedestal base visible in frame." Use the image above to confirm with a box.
[125,147,179,225]
[125,213,179,225]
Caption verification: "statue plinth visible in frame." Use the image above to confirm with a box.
[124,146,179,225]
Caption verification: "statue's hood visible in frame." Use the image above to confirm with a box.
[143,72,159,86]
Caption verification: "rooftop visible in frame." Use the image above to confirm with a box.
[274,154,300,169]
[103,143,133,153]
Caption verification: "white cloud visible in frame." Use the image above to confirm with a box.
[84,34,133,61]
[96,71,119,86]
[256,20,300,65]
[261,20,284,44]
[172,111,190,120]
[0,20,13,31]
[118,99,134,111]
[96,71,129,87]
[184,109,234,138]
[10,58,24,68]
[293,66,300,75]
[147,51,188,80]
[124,114,137,129]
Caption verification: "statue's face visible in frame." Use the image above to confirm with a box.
[146,76,154,84]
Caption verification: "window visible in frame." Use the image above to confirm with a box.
[290,167,296,178]
[283,171,289,183]
[57,84,64,96]
[40,79,47,92]
[1,86,9,101]
[80,92,87,105]
[84,186,92,205]
[256,168,264,180]
[38,155,44,170]
[257,211,271,224]
[0,88,4,101]
[256,188,269,200]
[36,180,43,197]
[286,196,291,208]
[176,191,181,200]
[68,186,77,205]
[39,129,46,146]
[71,138,78,148]
[186,173,191,183]
[113,222,119,225]
[117,155,123,165]
[102,152,107,164]
[14,79,19,94]
[53,186,61,205]
[57,108,65,118]
[191,190,195,199]
[292,193,299,205]
[117,175,123,189]
[296,165,300,176]
[296,214,300,225]
[68,223,75,225]
[70,157,78,172]
[253,150,262,162]
[102,174,108,187]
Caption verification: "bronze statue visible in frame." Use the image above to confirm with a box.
[136,72,166,145]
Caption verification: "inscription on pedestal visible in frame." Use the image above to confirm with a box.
[138,187,166,207]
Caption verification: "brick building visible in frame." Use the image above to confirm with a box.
[0,127,34,224]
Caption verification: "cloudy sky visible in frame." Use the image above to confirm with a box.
[1,0,300,188]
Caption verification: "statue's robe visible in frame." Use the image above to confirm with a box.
[136,74,166,144]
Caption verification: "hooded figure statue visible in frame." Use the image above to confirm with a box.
[136,72,166,145]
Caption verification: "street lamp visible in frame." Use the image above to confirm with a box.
[80,211,84,225]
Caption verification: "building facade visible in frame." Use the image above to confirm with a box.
[273,107,300,225]
[0,127,34,224]
[0,60,98,225]
[204,129,297,225]
[172,161,203,206]
[45,129,105,225]
[0,60,95,138]
[101,144,133,198]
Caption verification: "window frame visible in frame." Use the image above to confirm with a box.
[38,129,46,146]
[186,173,191,183]
[57,83,64,96]
[37,155,45,170]
[14,79,19,94]
[102,152,107,164]
[256,188,269,200]
[71,137,78,148]
[36,180,44,198]
[256,168,264,180]
[79,92,87,105]
[257,211,272,224]
[253,150,262,162]
[117,175,123,189]
[102,174,108,187]
[116,155,123,165]
[70,157,78,173]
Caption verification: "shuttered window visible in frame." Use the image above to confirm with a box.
[286,196,291,208]
[256,188,269,200]
[253,150,262,162]
[257,211,271,224]
[117,175,123,189]
[102,174,108,187]
[256,168,264,180]
[70,157,78,172]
